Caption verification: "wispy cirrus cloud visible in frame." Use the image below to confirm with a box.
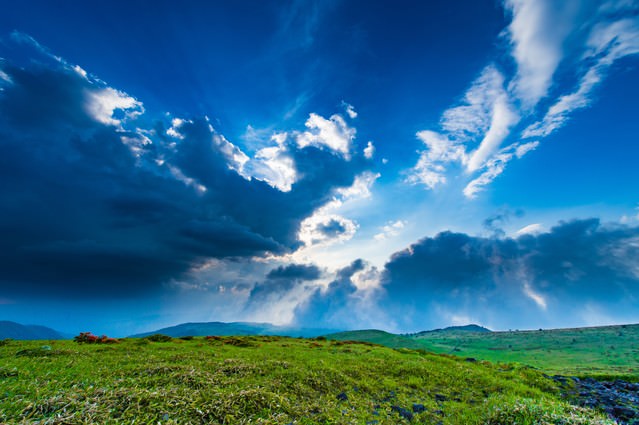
[408,0,639,199]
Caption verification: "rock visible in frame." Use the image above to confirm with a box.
[465,357,477,362]
[391,405,413,421]
[435,394,448,402]
[412,403,426,413]
[336,392,348,402]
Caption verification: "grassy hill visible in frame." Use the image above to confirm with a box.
[0,336,615,424]
[324,329,425,349]
[411,324,639,378]
[331,324,639,379]
[129,321,339,339]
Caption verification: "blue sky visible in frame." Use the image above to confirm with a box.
[1,0,638,336]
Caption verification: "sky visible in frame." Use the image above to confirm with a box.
[1,0,638,336]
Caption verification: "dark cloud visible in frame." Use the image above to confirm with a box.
[482,208,524,237]
[316,219,348,239]
[283,219,639,332]
[293,259,384,329]
[0,36,367,298]
[379,219,639,331]
[266,264,322,281]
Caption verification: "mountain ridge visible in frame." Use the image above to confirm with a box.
[0,320,65,340]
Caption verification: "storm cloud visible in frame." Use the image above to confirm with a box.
[379,218,639,330]
[0,35,367,298]
[285,219,639,331]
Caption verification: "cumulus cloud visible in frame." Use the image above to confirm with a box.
[0,35,369,299]
[378,218,639,331]
[363,141,375,159]
[296,112,356,159]
[293,259,388,329]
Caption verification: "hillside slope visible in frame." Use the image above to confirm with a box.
[0,336,615,424]
[130,321,339,338]
[324,329,425,349]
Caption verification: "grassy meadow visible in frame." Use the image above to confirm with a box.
[409,324,639,379]
[0,335,618,424]
[327,324,639,380]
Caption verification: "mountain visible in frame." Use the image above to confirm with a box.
[129,321,340,338]
[0,321,65,340]
[411,324,492,336]
[323,329,425,349]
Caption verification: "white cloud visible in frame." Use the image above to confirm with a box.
[523,281,547,310]
[248,133,297,192]
[296,113,355,159]
[336,171,380,200]
[466,89,519,172]
[0,68,12,84]
[297,213,358,247]
[504,0,579,107]
[374,220,406,241]
[342,101,358,119]
[297,171,379,247]
[166,117,189,139]
[363,141,375,159]
[442,65,508,140]
[523,15,639,138]
[85,87,144,126]
[463,141,538,198]
[407,130,465,189]
[516,223,544,236]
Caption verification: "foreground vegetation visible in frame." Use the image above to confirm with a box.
[0,336,616,424]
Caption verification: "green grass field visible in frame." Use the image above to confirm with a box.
[327,324,639,380]
[409,324,639,379]
[0,336,617,424]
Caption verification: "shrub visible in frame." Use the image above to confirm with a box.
[145,334,172,342]
[74,332,119,344]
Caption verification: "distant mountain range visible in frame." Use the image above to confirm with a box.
[129,321,341,338]
[0,321,66,340]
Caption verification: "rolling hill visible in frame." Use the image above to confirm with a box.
[129,321,339,338]
[326,323,639,378]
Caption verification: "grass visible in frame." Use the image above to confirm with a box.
[409,324,639,379]
[0,336,617,424]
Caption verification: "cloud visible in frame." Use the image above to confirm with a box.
[407,66,521,193]
[407,0,639,198]
[266,263,322,281]
[293,259,387,329]
[85,87,144,127]
[297,171,379,247]
[504,0,583,107]
[516,223,544,236]
[0,35,369,299]
[378,218,639,330]
[374,220,406,241]
[463,140,538,198]
[296,112,356,159]
[363,141,375,159]
[342,101,358,119]
[523,13,639,138]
